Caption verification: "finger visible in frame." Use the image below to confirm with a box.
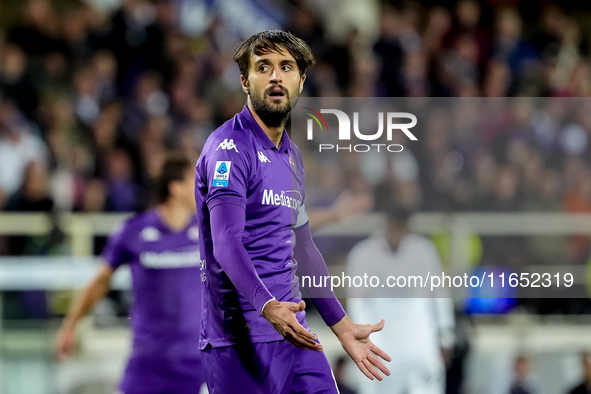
[362,358,383,381]
[297,339,323,351]
[293,327,323,350]
[368,353,391,376]
[286,330,323,351]
[288,322,322,348]
[356,361,374,381]
[371,319,385,333]
[285,301,306,313]
[297,300,306,312]
[290,321,317,341]
[371,342,391,362]
[285,335,308,350]
[56,344,68,362]
[297,332,319,346]
[290,330,317,347]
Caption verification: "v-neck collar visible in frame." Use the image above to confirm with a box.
[152,208,194,235]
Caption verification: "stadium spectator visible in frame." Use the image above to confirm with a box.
[0,96,48,210]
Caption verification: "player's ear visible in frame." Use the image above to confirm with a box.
[241,75,250,95]
[168,180,180,199]
[168,183,176,199]
[299,74,306,93]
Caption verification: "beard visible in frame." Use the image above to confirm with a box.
[250,84,298,128]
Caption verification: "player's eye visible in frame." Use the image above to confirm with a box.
[281,65,293,72]
[259,65,269,72]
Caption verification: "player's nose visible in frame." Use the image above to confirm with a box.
[270,66,282,82]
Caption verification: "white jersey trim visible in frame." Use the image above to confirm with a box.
[294,203,309,229]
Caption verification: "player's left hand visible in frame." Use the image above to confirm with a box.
[331,315,391,381]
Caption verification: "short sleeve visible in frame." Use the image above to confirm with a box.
[198,135,251,210]
[101,223,131,270]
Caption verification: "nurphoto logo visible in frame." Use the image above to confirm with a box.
[303,107,418,153]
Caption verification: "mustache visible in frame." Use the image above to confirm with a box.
[265,85,288,96]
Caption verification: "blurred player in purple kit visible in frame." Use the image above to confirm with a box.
[194,30,391,393]
[56,155,206,394]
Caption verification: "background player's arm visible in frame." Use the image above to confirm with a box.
[209,202,322,351]
[307,190,372,229]
[56,263,114,361]
[293,222,391,381]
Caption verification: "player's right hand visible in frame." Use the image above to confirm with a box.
[261,300,323,352]
[55,326,76,362]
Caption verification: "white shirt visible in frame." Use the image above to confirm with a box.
[0,130,47,196]
[346,232,455,393]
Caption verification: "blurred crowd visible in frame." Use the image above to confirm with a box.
[3,2,591,391]
[1,0,591,259]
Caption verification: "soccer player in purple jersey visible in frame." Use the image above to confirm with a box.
[194,30,391,393]
[56,156,206,394]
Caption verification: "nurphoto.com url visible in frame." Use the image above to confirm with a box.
[301,272,574,293]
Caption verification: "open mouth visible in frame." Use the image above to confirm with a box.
[268,87,286,99]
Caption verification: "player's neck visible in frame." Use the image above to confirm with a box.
[157,201,193,231]
[247,101,284,148]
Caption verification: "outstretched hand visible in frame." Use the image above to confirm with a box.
[331,316,391,380]
[56,325,76,362]
[261,300,323,352]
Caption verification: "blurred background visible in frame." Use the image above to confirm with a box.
[2,0,591,393]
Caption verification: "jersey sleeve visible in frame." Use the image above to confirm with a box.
[294,203,309,229]
[200,135,251,210]
[291,144,309,229]
[293,223,346,326]
[210,202,275,314]
[101,222,132,270]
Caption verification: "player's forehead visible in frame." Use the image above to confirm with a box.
[249,47,297,67]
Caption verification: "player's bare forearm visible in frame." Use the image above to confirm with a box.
[308,191,373,229]
[63,264,113,325]
[56,263,113,361]
[60,265,112,336]
[330,315,391,381]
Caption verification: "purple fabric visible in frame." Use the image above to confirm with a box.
[294,223,346,327]
[195,106,308,348]
[201,340,338,394]
[210,202,274,314]
[101,209,204,390]
[120,353,205,394]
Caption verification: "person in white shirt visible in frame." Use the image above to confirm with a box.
[0,98,48,208]
[346,205,455,394]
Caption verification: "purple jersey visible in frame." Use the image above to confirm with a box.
[195,105,309,348]
[101,209,203,366]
